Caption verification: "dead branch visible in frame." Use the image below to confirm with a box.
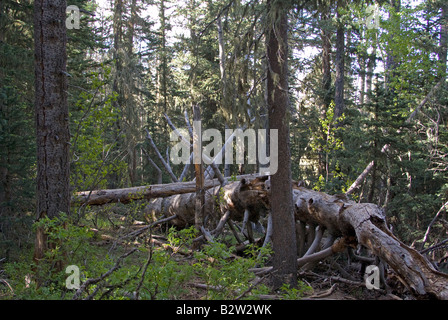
[164,112,226,185]
[346,144,390,195]
[420,200,448,250]
[72,248,138,300]
[141,148,162,184]
[125,215,178,240]
[145,128,178,182]
[304,225,324,256]
[406,79,444,123]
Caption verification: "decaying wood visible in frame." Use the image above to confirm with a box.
[143,176,270,229]
[293,186,448,300]
[71,179,222,206]
[71,174,263,207]
[71,179,228,205]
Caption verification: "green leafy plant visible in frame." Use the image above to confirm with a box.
[279,281,313,300]
[193,241,270,299]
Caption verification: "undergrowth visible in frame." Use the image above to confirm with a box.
[0,208,310,300]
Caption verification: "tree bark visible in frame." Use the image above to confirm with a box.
[385,0,401,89]
[157,0,169,114]
[365,49,376,104]
[33,0,70,268]
[72,179,220,206]
[320,9,332,110]
[359,52,366,104]
[266,0,297,288]
[318,8,332,176]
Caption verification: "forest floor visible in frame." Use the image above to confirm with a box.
[79,203,414,301]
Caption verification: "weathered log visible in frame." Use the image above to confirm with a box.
[143,176,270,229]
[293,186,448,300]
[71,174,261,206]
[72,180,220,206]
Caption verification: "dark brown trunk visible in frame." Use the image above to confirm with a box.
[33,0,70,269]
[319,9,332,176]
[157,0,168,114]
[193,105,205,230]
[266,0,297,288]
[366,50,376,103]
[385,0,401,89]
[334,0,345,121]
[439,2,447,80]
[321,10,332,110]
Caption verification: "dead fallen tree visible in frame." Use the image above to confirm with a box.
[71,174,259,206]
[72,176,448,299]
[144,176,270,229]
[71,180,220,206]
[293,186,448,300]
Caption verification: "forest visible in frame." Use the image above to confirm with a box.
[1,0,448,301]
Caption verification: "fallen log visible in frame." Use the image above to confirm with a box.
[71,174,260,206]
[143,176,270,229]
[293,186,448,300]
[72,176,448,299]
[71,180,218,206]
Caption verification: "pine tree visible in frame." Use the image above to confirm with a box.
[33,0,70,270]
[266,0,297,289]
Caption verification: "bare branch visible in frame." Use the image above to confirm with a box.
[145,128,178,182]
[73,248,138,300]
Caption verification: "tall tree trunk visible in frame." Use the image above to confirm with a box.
[126,0,138,186]
[33,0,70,270]
[217,15,231,176]
[110,0,124,189]
[217,15,227,106]
[334,0,345,122]
[0,3,9,218]
[439,2,447,80]
[193,105,204,231]
[319,8,332,176]
[113,0,123,98]
[266,0,297,289]
[321,10,332,110]
[366,48,376,104]
[359,54,366,104]
[157,0,168,114]
[385,0,400,89]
